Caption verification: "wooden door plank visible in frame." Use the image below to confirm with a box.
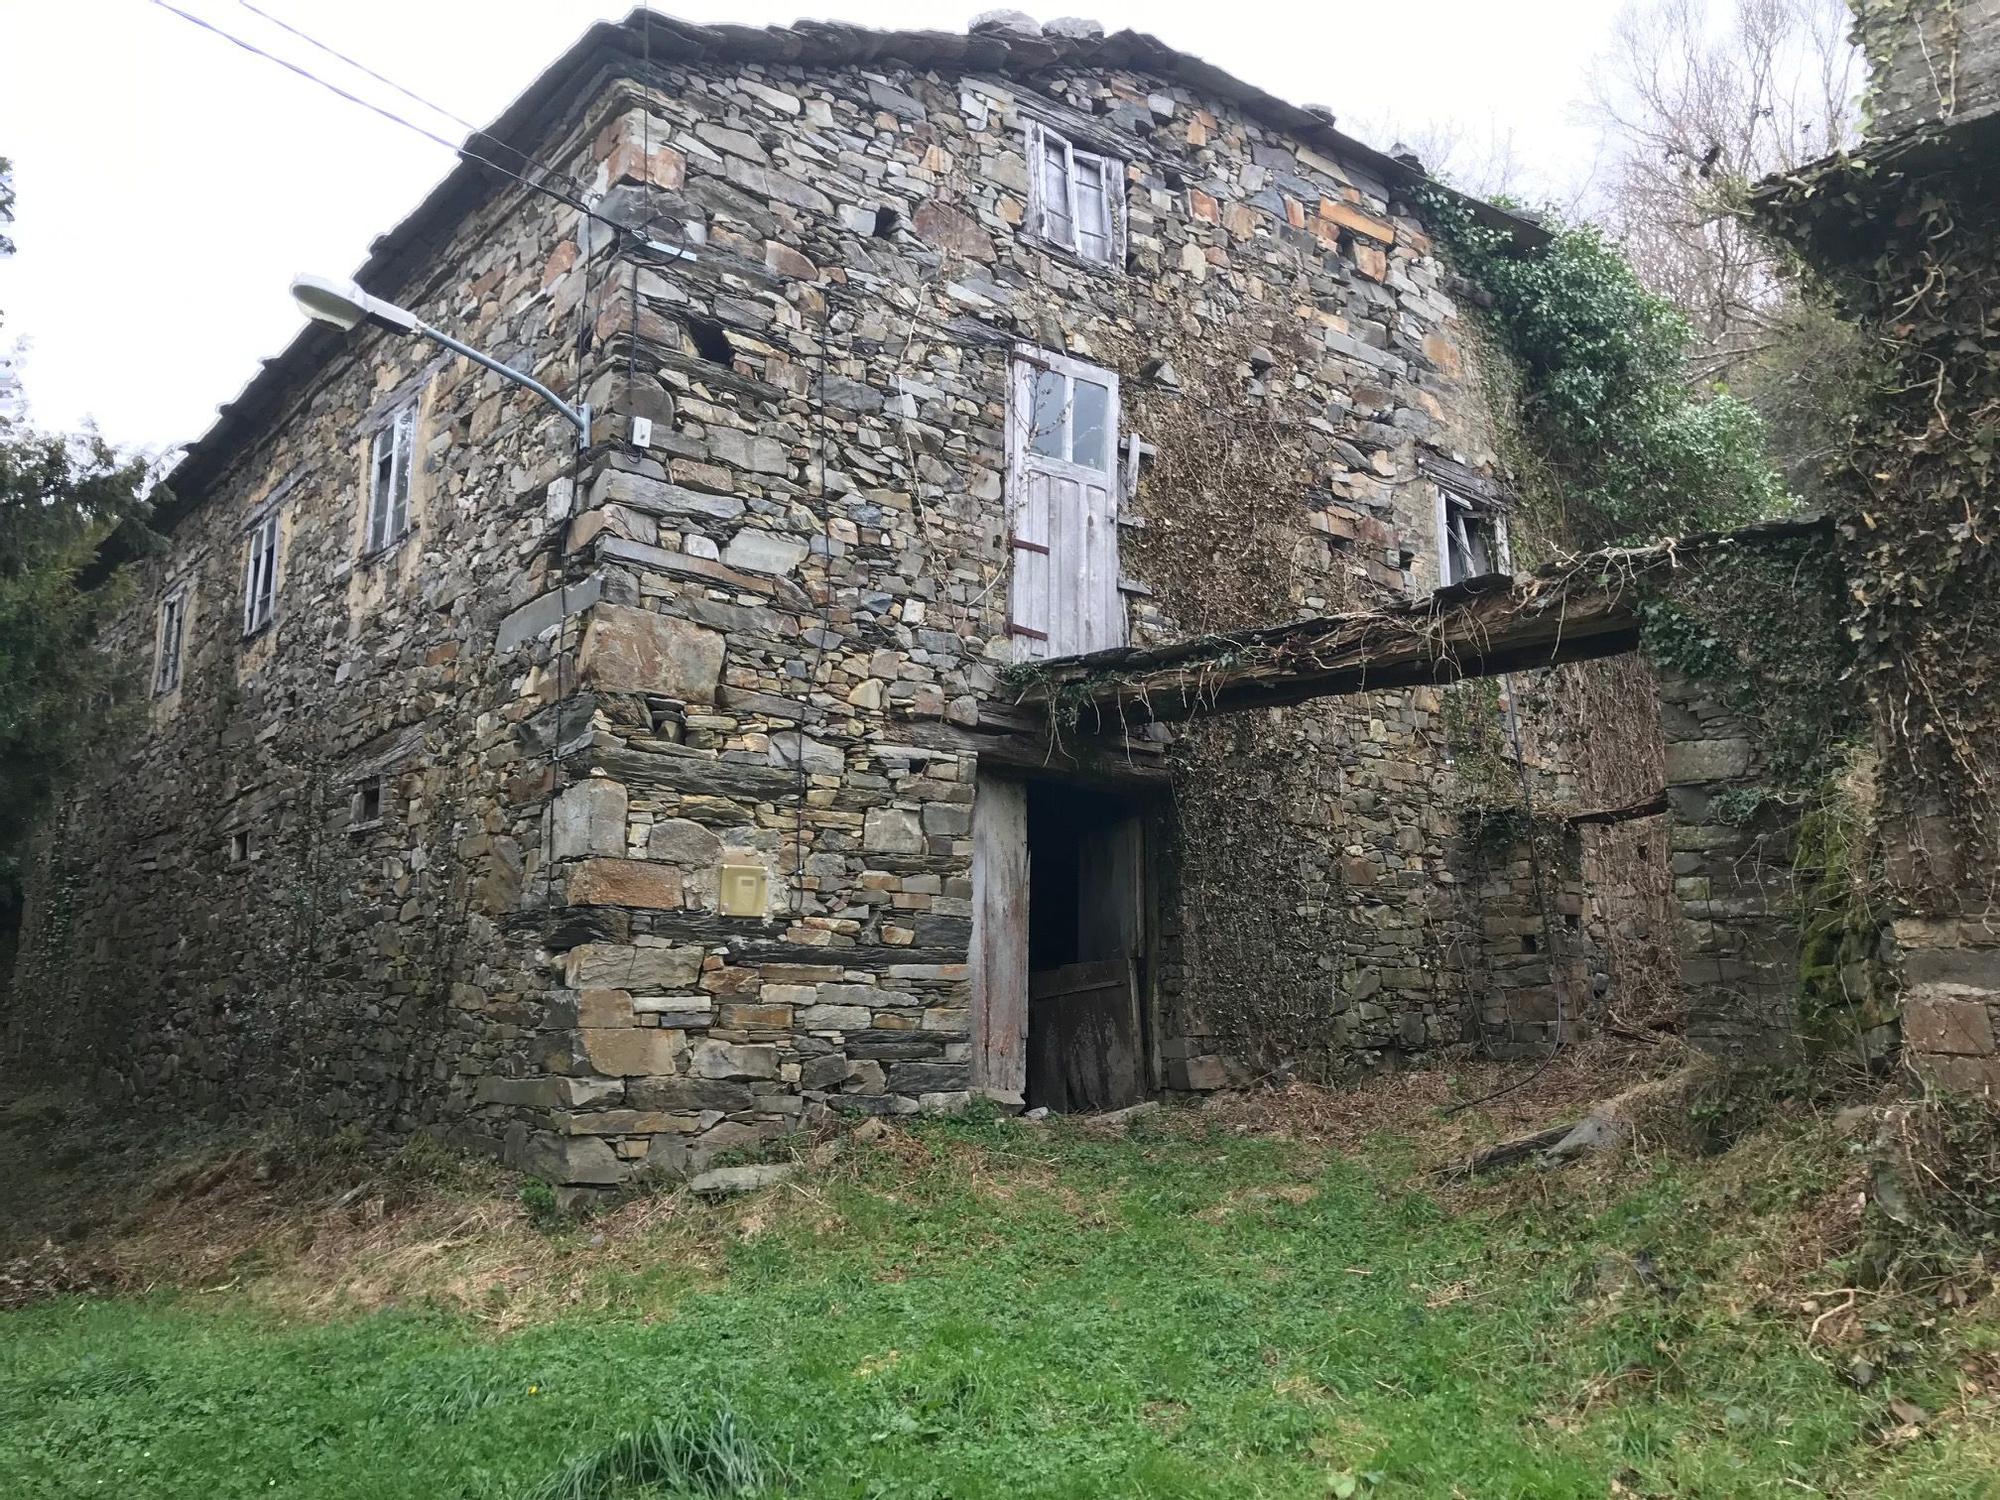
[970,776,1030,1097]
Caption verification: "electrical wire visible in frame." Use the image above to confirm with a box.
[234,0,486,138]
[146,0,639,248]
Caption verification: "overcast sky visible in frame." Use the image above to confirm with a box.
[0,1,1617,457]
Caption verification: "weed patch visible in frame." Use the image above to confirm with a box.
[526,1410,781,1500]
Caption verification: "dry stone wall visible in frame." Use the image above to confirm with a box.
[1853,0,2000,137]
[1659,669,1808,1065]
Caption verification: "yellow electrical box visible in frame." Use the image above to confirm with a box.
[719,858,768,917]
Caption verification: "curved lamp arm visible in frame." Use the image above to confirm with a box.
[291,273,590,450]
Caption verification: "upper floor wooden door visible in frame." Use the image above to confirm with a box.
[1006,347,1125,659]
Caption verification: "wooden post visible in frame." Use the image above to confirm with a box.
[970,774,1030,1100]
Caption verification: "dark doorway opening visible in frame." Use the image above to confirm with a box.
[1024,780,1152,1112]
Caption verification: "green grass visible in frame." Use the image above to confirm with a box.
[1,1112,1995,1499]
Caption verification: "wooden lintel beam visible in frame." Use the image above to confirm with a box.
[1057,623,1643,728]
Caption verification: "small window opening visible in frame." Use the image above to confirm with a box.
[367,400,417,554]
[154,586,188,696]
[1027,120,1123,266]
[1438,488,1504,588]
[1636,840,1651,860]
[352,776,384,828]
[242,510,281,636]
[684,315,734,367]
[1564,912,1582,931]
[1522,932,1540,954]
[873,205,901,238]
[230,830,251,865]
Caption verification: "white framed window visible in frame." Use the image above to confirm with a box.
[242,510,280,636]
[154,585,187,695]
[1026,120,1124,267]
[1435,487,1508,587]
[367,401,417,554]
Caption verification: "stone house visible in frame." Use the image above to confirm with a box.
[8,11,1665,1186]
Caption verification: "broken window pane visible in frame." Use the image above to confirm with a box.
[1072,378,1110,470]
[1029,368,1067,459]
[369,401,417,552]
[1441,492,1500,585]
[243,512,280,634]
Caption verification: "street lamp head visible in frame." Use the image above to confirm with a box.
[287,272,589,448]
[290,274,419,335]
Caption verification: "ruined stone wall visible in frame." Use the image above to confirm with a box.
[1659,669,1807,1065]
[5,103,612,1138]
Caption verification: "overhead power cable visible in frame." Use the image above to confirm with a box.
[145,0,643,248]
[233,0,488,138]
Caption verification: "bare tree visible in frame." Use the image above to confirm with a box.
[1591,0,1861,379]
[1587,0,1868,500]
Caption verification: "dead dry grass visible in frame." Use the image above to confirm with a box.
[0,1042,1888,1336]
[1197,1032,1688,1167]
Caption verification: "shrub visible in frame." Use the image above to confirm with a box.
[1421,195,1790,544]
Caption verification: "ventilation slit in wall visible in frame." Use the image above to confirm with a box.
[873,205,901,238]
[684,315,734,367]
[1522,932,1540,954]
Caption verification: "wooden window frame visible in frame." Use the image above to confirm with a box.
[154,584,188,696]
[1010,346,1121,479]
[1025,119,1125,268]
[242,509,280,638]
[366,400,418,556]
[1434,485,1509,588]
[350,775,385,831]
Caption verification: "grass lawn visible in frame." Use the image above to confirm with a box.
[2,1083,1997,1498]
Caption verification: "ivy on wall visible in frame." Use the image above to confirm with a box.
[1419,192,1790,547]
[1756,122,2000,903]
[1635,533,1857,796]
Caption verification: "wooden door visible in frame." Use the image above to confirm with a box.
[1027,960,1143,1111]
[1006,348,1125,659]
[1026,808,1147,1111]
[970,775,1029,1099]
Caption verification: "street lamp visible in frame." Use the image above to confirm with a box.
[290,273,590,449]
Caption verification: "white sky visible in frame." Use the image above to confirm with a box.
[0,1,1616,458]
